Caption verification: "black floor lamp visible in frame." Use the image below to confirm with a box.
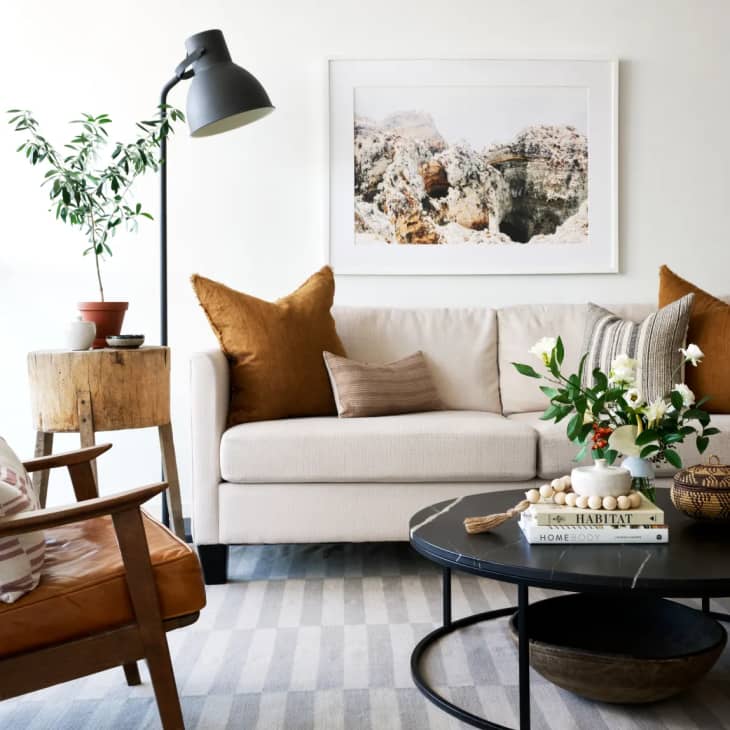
[159,29,273,528]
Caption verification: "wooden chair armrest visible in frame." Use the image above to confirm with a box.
[22,444,112,473]
[0,482,167,539]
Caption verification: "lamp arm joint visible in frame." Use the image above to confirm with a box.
[174,48,205,80]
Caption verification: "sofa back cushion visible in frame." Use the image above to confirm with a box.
[498,302,655,414]
[332,307,501,412]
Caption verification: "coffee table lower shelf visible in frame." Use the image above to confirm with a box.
[410,567,730,730]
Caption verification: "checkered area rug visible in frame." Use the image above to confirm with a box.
[2,543,730,729]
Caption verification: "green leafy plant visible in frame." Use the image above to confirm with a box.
[7,107,184,301]
[513,338,717,470]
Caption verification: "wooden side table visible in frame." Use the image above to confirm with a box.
[27,346,185,539]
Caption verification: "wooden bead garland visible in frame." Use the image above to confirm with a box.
[464,473,643,534]
[525,477,642,511]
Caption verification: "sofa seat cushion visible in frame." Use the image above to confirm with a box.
[220,410,537,483]
[0,512,206,658]
[509,412,730,480]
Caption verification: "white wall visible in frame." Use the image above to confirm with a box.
[1,0,729,513]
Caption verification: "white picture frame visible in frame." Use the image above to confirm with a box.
[328,58,618,275]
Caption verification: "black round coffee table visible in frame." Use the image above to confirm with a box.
[409,489,730,730]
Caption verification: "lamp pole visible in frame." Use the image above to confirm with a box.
[156,29,273,531]
[158,52,202,530]
[160,50,203,348]
[160,81,175,349]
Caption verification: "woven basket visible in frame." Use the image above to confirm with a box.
[671,456,730,522]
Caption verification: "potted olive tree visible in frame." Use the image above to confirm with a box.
[7,107,183,346]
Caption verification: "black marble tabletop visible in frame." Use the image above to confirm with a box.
[409,489,730,596]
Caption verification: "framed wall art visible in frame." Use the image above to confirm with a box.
[328,59,618,275]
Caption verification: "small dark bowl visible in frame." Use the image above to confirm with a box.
[106,335,145,349]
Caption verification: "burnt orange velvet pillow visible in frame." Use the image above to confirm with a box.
[659,265,730,413]
[191,267,346,426]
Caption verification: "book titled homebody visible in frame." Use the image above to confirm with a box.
[527,493,663,526]
[519,515,669,544]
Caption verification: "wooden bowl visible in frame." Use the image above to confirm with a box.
[672,456,730,522]
[508,594,726,704]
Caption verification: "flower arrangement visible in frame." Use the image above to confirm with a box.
[513,338,717,472]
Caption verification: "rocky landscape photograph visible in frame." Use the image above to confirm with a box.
[353,85,589,247]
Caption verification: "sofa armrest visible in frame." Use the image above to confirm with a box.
[190,350,229,544]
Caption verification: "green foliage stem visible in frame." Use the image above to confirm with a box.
[512,338,716,469]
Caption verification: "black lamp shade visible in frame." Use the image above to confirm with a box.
[184,30,274,138]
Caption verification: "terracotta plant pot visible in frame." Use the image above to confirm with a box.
[77,302,129,348]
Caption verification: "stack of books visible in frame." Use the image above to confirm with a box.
[519,493,669,544]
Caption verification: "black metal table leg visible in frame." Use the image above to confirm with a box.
[411,604,518,729]
[702,596,710,613]
[443,567,452,627]
[518,584,530,730]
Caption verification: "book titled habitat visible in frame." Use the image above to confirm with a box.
[527,493,663,526]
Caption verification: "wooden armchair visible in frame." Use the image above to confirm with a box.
[0,444,206,730]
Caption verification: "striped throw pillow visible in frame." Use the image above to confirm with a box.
[323,351,442,418]
[0,437,45,603]
[581,294,694,403]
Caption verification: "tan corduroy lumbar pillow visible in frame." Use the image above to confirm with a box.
[192,267,346,426]
[323,350,443,418]
[659,265,730,413]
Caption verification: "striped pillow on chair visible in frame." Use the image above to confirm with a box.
[0,437,45,603]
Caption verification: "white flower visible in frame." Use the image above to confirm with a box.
[645,397,668,426]
[529,337,557,366]
[608,424,641,457]
[681,344,704,367]
[608,355,637,385]
[625,388,644,409]
[673,383,695,407]
[612,353,636,370]
[609,354,637,385]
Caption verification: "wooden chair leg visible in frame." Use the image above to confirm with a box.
[158,423,185,540]
[32,431,53,507]
[68,460,100,502]
[145,643,186,729]
[112,508,184,730]
[123,661,142,686]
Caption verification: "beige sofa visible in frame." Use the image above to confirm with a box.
[190,303,730,583]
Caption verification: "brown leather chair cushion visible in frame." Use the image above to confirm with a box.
[0,512,206,658]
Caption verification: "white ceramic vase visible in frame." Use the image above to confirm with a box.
[64,316,96,350]
[571,458,633,497]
